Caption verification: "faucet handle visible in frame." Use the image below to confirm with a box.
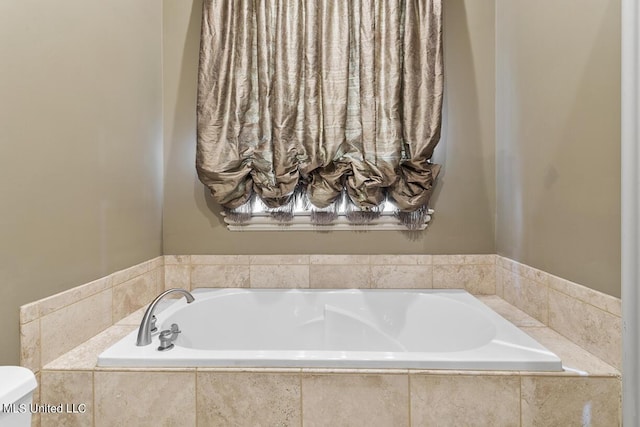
[158,331,174,351]
[157,323,181,352]
[159,329,173,340]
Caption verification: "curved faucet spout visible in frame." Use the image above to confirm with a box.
[136,288,195,346]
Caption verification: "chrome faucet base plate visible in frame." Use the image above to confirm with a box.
[158,343,174,352]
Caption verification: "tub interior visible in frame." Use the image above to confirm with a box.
[98,288,563,371]
[167,291,496,353]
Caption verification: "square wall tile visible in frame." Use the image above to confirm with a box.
[301,374,409,427]
[40,290,112,366]
[94,371,196,427]
[432,264,495,294]
[370,265,432,288]
[410,374,520,427]
[250,265,309,288]
[164,265,191,290]
[112,269,161,322]
[502,273,548,324]
[309,265,370,288]
[190,265,250,288]
[521,376,620,426]
[196,371,301,426]
[40,370,93,427]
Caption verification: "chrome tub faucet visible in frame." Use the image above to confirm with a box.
[136,288,195,346]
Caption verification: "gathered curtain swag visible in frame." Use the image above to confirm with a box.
[197,0,443,228]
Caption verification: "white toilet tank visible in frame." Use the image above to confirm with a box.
[0,366,37,427]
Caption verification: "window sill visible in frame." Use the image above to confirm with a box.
[223,210,433,231]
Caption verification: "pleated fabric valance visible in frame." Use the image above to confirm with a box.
[197,0,443,228]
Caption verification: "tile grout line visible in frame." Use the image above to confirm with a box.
[407,372,412,426]
[427,264,433,289]
[92,370,96,427]
[299,372,304,427]
[519,375,522,427]
[194,369,198,427]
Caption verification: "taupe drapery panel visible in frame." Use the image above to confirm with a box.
[197,0,443,218]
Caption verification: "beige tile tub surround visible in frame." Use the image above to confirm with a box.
[410,374,521,426]
[44,326,137,371]
[251,264,311,288]
[497,256,622,370]
[19,318,40,374]
[20,257,164,373]
[302,373,410,427]
[35,369,621,427]
[40,370,93,427]
[191,264,250,288]
[112,269,163,322]
[164,264,190,291]
[22,254,623,425]
[40,290,113,367]
[22,253,456,374]
[521,376,621,426]
[94,370,196,427]
[549,290,622,367]
[33,280,620,426]
[23,254,621,369]
[165,253,495,292]
[197,371,301,426]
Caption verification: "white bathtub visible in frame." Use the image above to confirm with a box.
[98,288,562,371]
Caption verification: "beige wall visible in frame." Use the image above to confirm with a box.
[2,0,620,364]
[496,0,621,297]
[0,1,163,364]
[162,0,497,255]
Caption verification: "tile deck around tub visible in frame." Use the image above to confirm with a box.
[475,296,618,377]
[38,296,621,426]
